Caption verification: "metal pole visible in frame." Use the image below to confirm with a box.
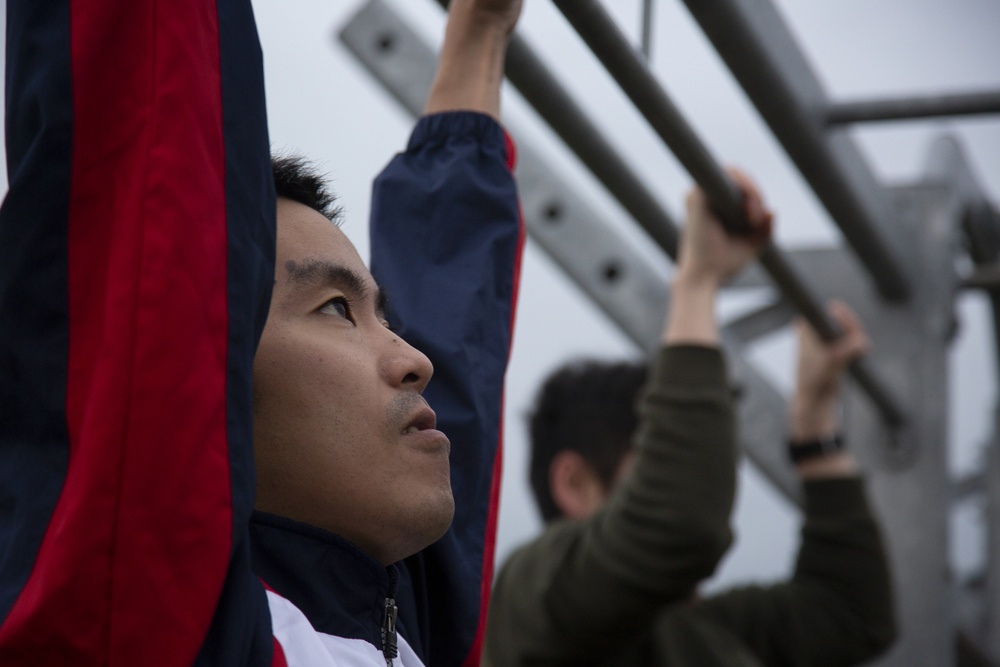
[827,91,1000,125]
[640,0,654,61]
[759,245,904,428]
[550,0,905,429]
[552,0,746,230]
[502,34,682,256]
[925,136,1000,384]
[677,0,913,302]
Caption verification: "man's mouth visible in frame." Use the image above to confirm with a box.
[401,406,437,435]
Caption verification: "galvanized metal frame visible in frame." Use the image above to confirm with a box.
[792,182,956,667]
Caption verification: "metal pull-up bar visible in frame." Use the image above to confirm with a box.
[546,0,905,429]
[552,0,747,232]
[430,0,904,428]
[827,90,1000,125]
[504,34,682,257]
[677,0,912,303]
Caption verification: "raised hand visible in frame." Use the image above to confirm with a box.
[791,300,869,441]
[461,0,523,36]
[425,0,525,118]
[664,168,773,346]
[675,168,773,289]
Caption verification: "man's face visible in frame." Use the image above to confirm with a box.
[252,198,454,565]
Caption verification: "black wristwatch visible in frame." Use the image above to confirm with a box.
[788,433,845,464]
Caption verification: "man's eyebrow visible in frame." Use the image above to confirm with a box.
[284,259,388,317]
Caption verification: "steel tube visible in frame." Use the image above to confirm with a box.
[677,0,912,302]
[503,34,682,257]
[551,0,905,428]
[551,0,747,230]
[759,246,905,427]
[827,91,1000,125]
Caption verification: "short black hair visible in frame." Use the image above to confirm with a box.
[528,359,648,523]
[271,154,343,223]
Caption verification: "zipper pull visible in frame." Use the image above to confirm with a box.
[381,597,398,666]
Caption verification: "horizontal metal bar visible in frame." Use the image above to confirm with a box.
[551,0,905,430]
[827,91,1000,125]
[678,0,912,302]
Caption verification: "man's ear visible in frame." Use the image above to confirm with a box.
[549,450,608,520]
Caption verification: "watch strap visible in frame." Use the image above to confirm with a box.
[788,433,845,464]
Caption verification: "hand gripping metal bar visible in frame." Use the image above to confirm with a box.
[550,0,905,429]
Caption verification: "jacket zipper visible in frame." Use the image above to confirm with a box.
[381,597,398,667]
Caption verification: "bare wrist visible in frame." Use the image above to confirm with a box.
[672,268,722,295]
[790,407,838,441]
[426,5,512,118]
[663,276,719,345]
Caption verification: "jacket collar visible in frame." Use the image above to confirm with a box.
[249,510,399,650]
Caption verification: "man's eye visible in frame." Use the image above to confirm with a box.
[319,297,353,321]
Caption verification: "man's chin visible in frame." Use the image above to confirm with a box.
[399,491,455,560]
[424,491,456,545]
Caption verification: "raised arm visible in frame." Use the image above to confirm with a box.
[424,0,522,119]
[485,171,772,664]
[665,169,772,346]
[789,301,866,479]
[368,2,523,665]
[0,1,275,664]
[683,302,897,666]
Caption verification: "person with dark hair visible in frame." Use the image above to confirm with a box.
[528,360,648,523]
[485,217,897,664]
[0,0,522,665]
[271,155,344,223]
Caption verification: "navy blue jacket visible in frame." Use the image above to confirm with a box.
[250,112,523,666]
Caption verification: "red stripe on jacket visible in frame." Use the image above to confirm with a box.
[0,1,232,664]
[462,130,525,667]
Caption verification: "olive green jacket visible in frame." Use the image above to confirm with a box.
[485,346,895,666]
